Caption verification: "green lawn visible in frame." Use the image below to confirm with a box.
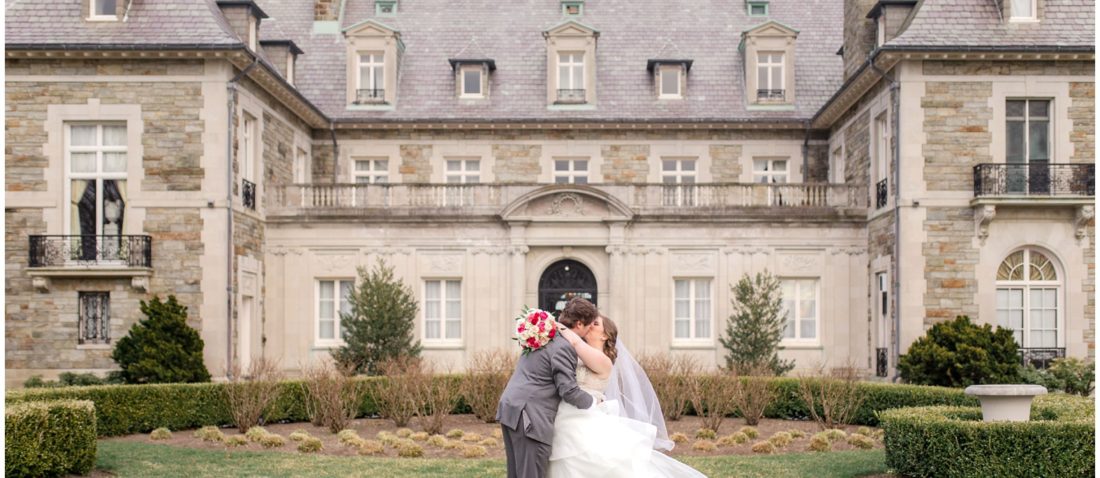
[95,441,888,478]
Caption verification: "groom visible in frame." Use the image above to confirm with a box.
[497,297,599,478]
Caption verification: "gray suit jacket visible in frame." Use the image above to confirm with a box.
[496,335,594,445]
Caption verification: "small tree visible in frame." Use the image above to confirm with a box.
[333,259,421,375]
[898,315,1019,387]
[719,272,794,376]
[112,295,211,384]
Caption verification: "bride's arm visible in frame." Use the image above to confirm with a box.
[558,327,613,376]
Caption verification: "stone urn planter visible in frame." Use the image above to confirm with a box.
[963,384,1047,422]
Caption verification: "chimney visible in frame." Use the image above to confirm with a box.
[315,0,340,21]
[216,1,269,51]
[842,0,878,80]
[867,1,918,48]
[260,40,304,85]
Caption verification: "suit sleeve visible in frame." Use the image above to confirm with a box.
[551,342,595,410]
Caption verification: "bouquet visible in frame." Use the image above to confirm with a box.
[513,306,558,356]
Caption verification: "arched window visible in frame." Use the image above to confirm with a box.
[995,249,1061,348]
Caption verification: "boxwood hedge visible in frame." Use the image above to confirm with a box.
[6,400,97,477]
[879,393,1095,478]
[8,376,975,437]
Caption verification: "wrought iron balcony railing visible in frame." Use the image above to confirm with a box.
[875,347,888,377]
[875,179,888,209]
[556,89,586,103]
[973,163,1094,198]
[1019,347,1065,369]
[355,88,385,103]
[757,89,786,101]
[268,183,868,218]
[29,235,152,268]
[242,179,256,210]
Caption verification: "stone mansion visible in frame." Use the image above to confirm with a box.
[4,0,1094,387]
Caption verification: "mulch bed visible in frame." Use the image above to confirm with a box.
[103,415,882,459]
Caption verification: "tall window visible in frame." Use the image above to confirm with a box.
[558,52,585,101]
[996,249,1061,348]
[460,66,485,99]
[294,147,309,183]
[674,279,712,341]
[757,52,784,101]
[424,279,462,342]
[554,158,589,184]
[1010,0,1036,19]
[357,52,385,101]
[830,146,845,183]
[659,65,682,99]
[781,279,819,342]
[353,157,389,183]
[875,272,889,345]
[241,114,256,182]
[67,123,127,243]
[752,158,788,183]
[316,279,353,344]
[1006,99,1051,193]
[90,0,116,18]
[445,158,480,183]
[78,292,110,345]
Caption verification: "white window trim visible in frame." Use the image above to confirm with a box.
[64,122,129,237]
[356,51,386,94]
[757,52,785,97]
[748,2,768,16]
[422,279,463,348]
[660,157,697,183]
[248,16,258,51]
[830,145,845,184]
[286,55,295,86]
[351,157,390,184]
[658,65,683,99]
[87,0,118,21]
[752,157,789,184]
[459,65,486,99]
[241,113,257,182]
[553,157,590,184]
[314,278,354,348]
[875,271,889,349]
[293,147,310,184]
[995,249,1063,348]
[873,112,889,182]
[671,278,713,347]
[1006,98,1053,164]
[780,278,821,346]
[876,18,886,47]
[444,157,481,184]
[1009,0,1039,21]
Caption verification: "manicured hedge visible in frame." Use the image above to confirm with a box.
[6,400,97,477]
[762,378,978,426]
[879,394,1095,478]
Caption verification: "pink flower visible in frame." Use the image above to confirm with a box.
[526,337,539,347]
[538,311,548,320]
[518,324,526,333]
[548,328,556,338]
[530,315,539,325]
[538,323,545,333]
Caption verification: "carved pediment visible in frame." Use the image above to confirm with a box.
[500,186,632,222]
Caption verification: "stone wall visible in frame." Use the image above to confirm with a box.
[1070,81,1094,164]
[144,208,205,327]
[805,141,830,182]
[922,81,992,192]
[600,144,649,183]
[923,60,1094,76]
[492,144,541,183]
[709,144,742,182]
[399,144,432,182]
[1085,239,1096,359]
[5,59,204,76]
[842,109,870,187]
[262,111,295,202]
[315,0,340,21]
[842,0,878,80]
[922,207,979,325]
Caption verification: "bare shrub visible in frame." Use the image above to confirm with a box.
[686,371,739,433]
[224,357,284,433]
[639,353,699,421]
[374,358,420,427]
[409,360,461,435]
[732,364,777,426]
[796,362,867,430]
[461,348,518,423]
[301,359,367,433]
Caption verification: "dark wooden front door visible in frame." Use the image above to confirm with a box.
[538,259,597,313]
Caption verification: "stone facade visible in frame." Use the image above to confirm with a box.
[399,144,432,182]
[1070,82,1095,164]
[708,144,742,182]
[921,81,992,192]
[921,207,980,325]
[600,145,650,183]
[492,144,542,183]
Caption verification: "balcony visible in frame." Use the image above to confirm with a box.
[757,89,786,102]
[355,88,385,104]
[556,89,586,104]
[973,163,1094,201]
[242,179,256,210]
[268,183,867,222]
[27,235,153,290]
[875,179,888,209]
[1019,347,1065,369]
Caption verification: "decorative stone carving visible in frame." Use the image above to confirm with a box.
[605,245,626,256]
[131,276,149,292]
[673,253,715,273]
[427,254,463,274]
[32,276,50,292]
[1076,205,1094,242]
[509,245,530,256]
[975,205,996,244]
[547,193,586,216]
[781,254,821,272]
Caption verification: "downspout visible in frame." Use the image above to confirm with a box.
[871,61,902,382]
[801,123,811,183]
[330,125,339,184]
[226,57,260,380]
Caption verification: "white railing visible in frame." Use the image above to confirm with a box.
[270,183,867,215]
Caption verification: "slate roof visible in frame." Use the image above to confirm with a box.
[255,0,844,122]
[886,0,1095,50]
[5,0,242,48]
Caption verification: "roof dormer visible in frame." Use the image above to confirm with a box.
[344,19,403,108]
[216,1,269,51]
[866,0,918,46]
[260,40,304,86]
[86,0,122,22]
[740,20,798,108]
[543,20,599,107]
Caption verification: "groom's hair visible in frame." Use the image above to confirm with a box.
[557,298,598,328]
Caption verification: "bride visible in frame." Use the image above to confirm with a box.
[549,315,706,478]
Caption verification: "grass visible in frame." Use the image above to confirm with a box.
[95,441,888,478]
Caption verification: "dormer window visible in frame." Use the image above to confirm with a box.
[357,52,386,103]
[747,1,768,17]
[461,66,484,98]
[248,16,258,50]
[544,20,599,107]
[89,0,118,20]
[647,60,692,100]
[376,0,397,16]
[1010,0,1037,21]
[757,52,785,102]
[876,17,886,47]
[562,1,584,16]
[557,52,586,103]
[740,20,797,106]
[449,59,494,100]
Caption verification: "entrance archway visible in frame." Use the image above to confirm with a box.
[538,259,598,313]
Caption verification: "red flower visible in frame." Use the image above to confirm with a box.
[548,328,556,338]
[538,323,545,333]
[518,324,526,333]
[526,337,539,347]
[538,311,548,320]
[530,315,539,325]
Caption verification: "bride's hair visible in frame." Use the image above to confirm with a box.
[600,315,619,363]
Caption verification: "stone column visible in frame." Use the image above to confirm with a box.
[508,222,529,315]
[606,221,627,319]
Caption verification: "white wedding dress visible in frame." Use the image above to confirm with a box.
[547,364,707,478]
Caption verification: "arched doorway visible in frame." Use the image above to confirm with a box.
[538,259,598,313]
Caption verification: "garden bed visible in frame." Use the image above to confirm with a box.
[104,414,882,459]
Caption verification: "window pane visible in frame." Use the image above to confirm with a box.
[425,319,440,339]
[1006,120,1026,162]
[96,0,116,15]
[463,70,481,95]
[445,320,461,339]
[555,160,569,171]
[466,160,480,172]
[1029,120,1049,160]
[661,69,678,95]
[574,160,587,171]
[572,64,584,90]
[446,280,461,301]
[355,160,370,171]
[1029,100,1049,118]
[102,125,126,146]
[101,180,125,235]
[1011,0,1033,17]
[447,160,461,172]
[103,152,126,173]
[71,125,97,146]
[757,64,768,89]
[340,281,354,315]
[1009,289,1023,308]
[681,160,696,172]
[446,299,461,320]
[555,176,569,184]
[426,281,441,301]
[675,299,689,319]
[573,176,587,185]
[773,160,787,172]
[800,319,816,339]
[374,160,388,171]
[71,153,96,173]
[371,66,384,89]
[675,319,690,338]
[663,160,677,172]
[558,63,569,88]
[1006,100,1026,118]
[753,159,768,172]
